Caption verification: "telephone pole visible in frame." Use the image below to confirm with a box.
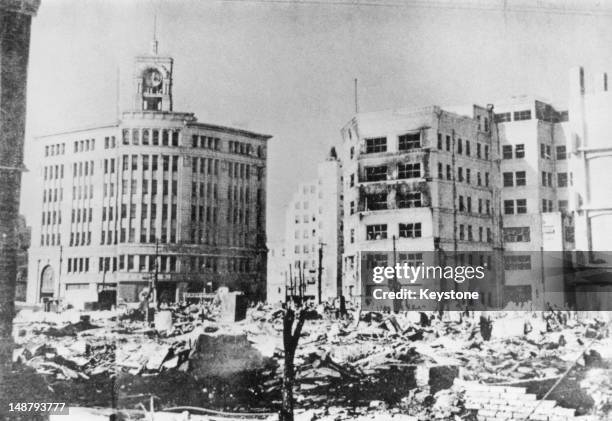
[154,238,159,309]
[317,241,327,304]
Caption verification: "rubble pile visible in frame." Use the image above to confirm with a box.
[8,304,612,420]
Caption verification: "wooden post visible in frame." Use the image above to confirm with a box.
[280,304,306,421]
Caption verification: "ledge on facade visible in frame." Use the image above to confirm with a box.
[121,111,197,123]
[0,0,40,15]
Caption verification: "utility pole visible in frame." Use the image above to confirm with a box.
[154,238,159,309]
[392,235,399,313]
[354,78,359,113]
[317,242,327,304]
[288,263,293,300]
[56,245,63,307]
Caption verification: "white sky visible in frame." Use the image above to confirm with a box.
[21,0,612,241]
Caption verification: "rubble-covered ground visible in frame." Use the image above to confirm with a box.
[2,304,611,420]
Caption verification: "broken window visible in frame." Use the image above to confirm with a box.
[365,137,387,153]
[366,224,387,240]
[513,110,531,121]
[365,193,387,211]
[503,227,530,242]
[364,165,387,182]
[399,222,422,238]
[397,192,422,208]
[398,132,420,151]
[398,163,420,179]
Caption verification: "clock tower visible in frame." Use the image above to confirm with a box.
[132,37,173,112]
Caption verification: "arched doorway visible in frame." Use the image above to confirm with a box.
[40,265,55,301]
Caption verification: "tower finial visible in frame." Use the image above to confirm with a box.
[151,14,158,55]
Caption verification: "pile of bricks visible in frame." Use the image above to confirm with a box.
[456,379,596,421]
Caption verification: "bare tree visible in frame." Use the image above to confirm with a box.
[280,303,306,421]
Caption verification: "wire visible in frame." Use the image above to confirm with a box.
[523,318,611,420]
[215,0,612,17]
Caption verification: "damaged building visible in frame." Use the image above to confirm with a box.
[339,105,504,307]
[26,38,271,309]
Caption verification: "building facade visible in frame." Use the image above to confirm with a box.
[494,97,573,306]
[267,152,343,304]
[339,105,504,308]
[567,67,612,309]
[27,41,271,308]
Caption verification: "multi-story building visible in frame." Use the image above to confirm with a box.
[339,105,504,308]
[27,40,271,308]
[567,67,612,309]
[267,152,343,304]
[493,96,573,306]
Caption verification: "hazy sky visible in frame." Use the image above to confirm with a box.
[21,0,612,241]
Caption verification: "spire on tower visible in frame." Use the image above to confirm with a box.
[150,14,158,55]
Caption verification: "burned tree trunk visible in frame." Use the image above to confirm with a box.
[280,306,306,421]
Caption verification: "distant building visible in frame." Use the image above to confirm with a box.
[339,105,504,308]
[267,152,343,303]
[493,96,573,306]
[27,39,271,309]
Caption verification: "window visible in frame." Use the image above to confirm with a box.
[477,143,482,159]
[365,137,387,153]
[495,112,511,123]
[467,197,472,213]
[514,110,531,121]
[556,145,566,160]
[364,165,387,182]
[515,171,526,186]
[350,229,355,243]
[542,171,552,187]
[515,144,525,158]
[458,167,464,182]
[484,145,489,160]
[438,163,443,179]
[465,140,470,156]
[398,163,420,179]
[445,135,451,151]
[459,195,465,212]
[437,133,442,150]
[365,193,387,210]
[366,224,387,240]
[542,199,553,212]
[399,223,422,238]
[457,138,462,154]
[540,144,551,159]
[446,165,451,180]
[459,224,465,240]
[397,192,421,208]
[559,200,568,212]
[503,227,530,242]
[503,172,513,187]
[398,132,420,150]
[557,172,568,187]
[485,172,490,186]
[504,200,514,214]
[504,255,532,270]
[502,145,513,159]
[516,199,527,214]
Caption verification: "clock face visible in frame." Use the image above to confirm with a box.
[144,69,162,88]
